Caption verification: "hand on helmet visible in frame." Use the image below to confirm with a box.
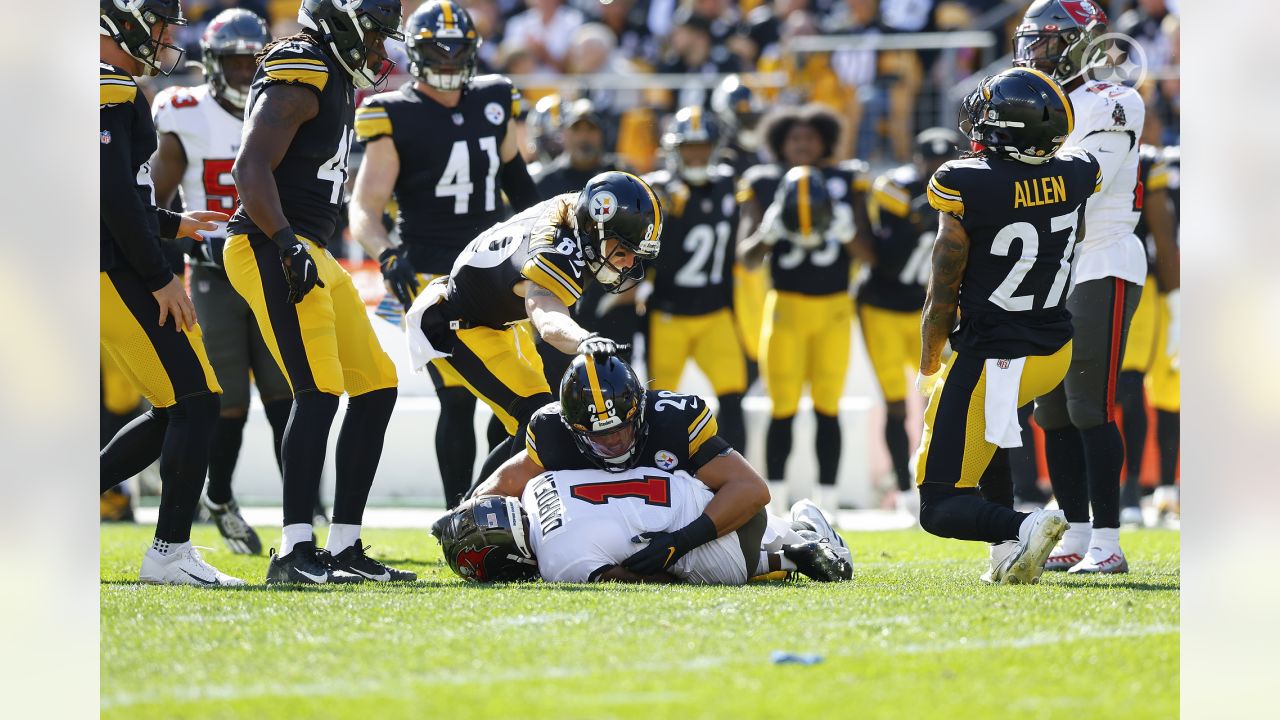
[576,333,620,358]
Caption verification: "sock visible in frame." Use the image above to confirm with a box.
[815,412,841,487]
[1157,410,1180,486]
[150,537,186,557]
[1080,422,1124,529]
[1010,404,1043,502]
[1043,425,1090,523]
[716,393,746,454]
[765,416,794,481]
[884,403,911,491]
[205,414,247,505]
[154,394,220,544]
[280,523,313,557]
[281,392,340,526]
[978,448,1014,510]
[1116,371,1147,507]
[1062,521,1092,553]
[1090,526,1120,549]
[918,484,1025,542]
[100,407,169,493]
[333,388,397,526]
[761,551,798,572]
[325,522,361,555]
[263,397,293,478]
[436,387,478,509]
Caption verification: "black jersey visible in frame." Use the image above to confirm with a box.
[442,195,591,328]
[525,390,731,474]
[737,160,869,296]
[927,149,1102,358]
[1133,144,1172,281]
[354,76,523,274]
[227,39,354,245]
[100,63,174,292]
[644,166,739,316]
[858,164,933,311]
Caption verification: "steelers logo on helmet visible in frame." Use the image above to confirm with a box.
[589,191,619,224]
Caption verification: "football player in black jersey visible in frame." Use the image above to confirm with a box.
[913,67,1101,584]
[858,127,962,511]
[710,74,766,178]
[406,171,662,487]
[642,106,747,454]
[466,353,797,579]
[99,0,244,586]
[736,103,871,515]
[225,0,413,585]
[349,0,541,510]
[1116,144,1180,523]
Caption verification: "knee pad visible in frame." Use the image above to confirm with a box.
[1033,394,1070,431]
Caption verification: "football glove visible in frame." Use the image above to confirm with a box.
[621,513,718,575]
[828,202,855,244]
[758,201,785,246]
[279,241,325,304]
[915,368,942,397]
[576,333,620,358]
[378,247,421,308]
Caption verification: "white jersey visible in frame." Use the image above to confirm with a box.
[1063,80,1147,286]
[151,84,243,238]
[523,467,752,585]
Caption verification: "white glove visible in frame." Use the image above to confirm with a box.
[915,368,942,397]
[1164,288,1180,366]
[759,201,785,246]
[828,203,855,244]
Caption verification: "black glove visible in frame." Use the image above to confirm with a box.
[576,332,619,357]
[176,235,225,266]
[621,513,718,575]
[378,247,420,307]
[276,233,325,304]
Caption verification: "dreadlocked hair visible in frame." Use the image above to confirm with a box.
[759,103,845,165]
[255,30,323,65]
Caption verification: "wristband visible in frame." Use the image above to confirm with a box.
[673,513,718,550]
[271,227,299,252]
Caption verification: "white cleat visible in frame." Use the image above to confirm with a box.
[790,498,852,565]
[1068,545,1130,574]
[1044,522,1091,572]
[1120,506,1145,528]
[980,540,1017,584]
[992,509,1068,585]
[894,489,921,520]
[139,543,246,587]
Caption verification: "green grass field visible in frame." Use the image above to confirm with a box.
[100,523,1179,720]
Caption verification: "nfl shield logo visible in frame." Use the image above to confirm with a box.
[997,359,1011,369]
[100,130,111,144]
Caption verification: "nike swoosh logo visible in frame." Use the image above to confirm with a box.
[294,568,327,583]
[350,568,391,581]
[664,546,677,566]
[181,569,217,585]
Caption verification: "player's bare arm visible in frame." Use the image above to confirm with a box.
[691,450,771,537]
[350,136,400,258]
[1144,184,1179,292]
[736,195,772,269]
[524,282,593,354]
[919,211,969,376]
[847,185,876,263]
[151,133,188,208]
[471,450,544,498]
[232,83,319,237]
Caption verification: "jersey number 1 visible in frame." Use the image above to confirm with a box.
[569,476,671,507]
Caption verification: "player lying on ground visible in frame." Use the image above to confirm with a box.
[433,471,852,584]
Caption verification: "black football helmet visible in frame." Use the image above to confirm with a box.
[775,166,833,244]
[298,0,405,90]
[1014,0,1109,85]
[435,495,538,582]
[404,0,480,91]
[559,354,648,472]
[99,0,188,77]
[526,94,565,164]
[200,9,270,111]
[662,105,723,185]
[711,74,764,150]
[572,171,663,292]
[960,67,1074,165]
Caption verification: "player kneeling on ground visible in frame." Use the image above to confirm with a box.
[435,475,851,584]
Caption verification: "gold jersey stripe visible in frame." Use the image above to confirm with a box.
[532,254,583,296]
[355,115,393,141]
[265,67,328,91]
[927,181,964,217]
[265,57,326,67]
[100,82,137,106]
[688,406,718,455]
[522,258,580,307]
[929,175,961,199]
[1147,163,1170,191]
[583,355,610,423]
[872,178,911,218]
[525,426,543,466]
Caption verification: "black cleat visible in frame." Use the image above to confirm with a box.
[326,539,417,582]
[266,541,362,585]
[783,541,853,582]
[203,497,262,555]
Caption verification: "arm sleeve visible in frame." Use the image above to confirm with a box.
[100,104,173,292]
[500,154,542,212]
[155,208,182,239]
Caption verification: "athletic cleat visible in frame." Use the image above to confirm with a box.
[790,499,848,551]
[1068,545,1130,574]
[1153,486,1179,521]
[266,541,362,585]
[325,539,417,582]
[1120,506,1145,528]
[203,496,262,555]
[782,541,853,582]
[980,540,1017,584]
[140,543,245,587]
[1044,524,1091,572]
[993,508,1068,585]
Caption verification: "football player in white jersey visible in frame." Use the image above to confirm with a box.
[1014,0,1149,574]
[435,475,852,585]
[150,8,297,555]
